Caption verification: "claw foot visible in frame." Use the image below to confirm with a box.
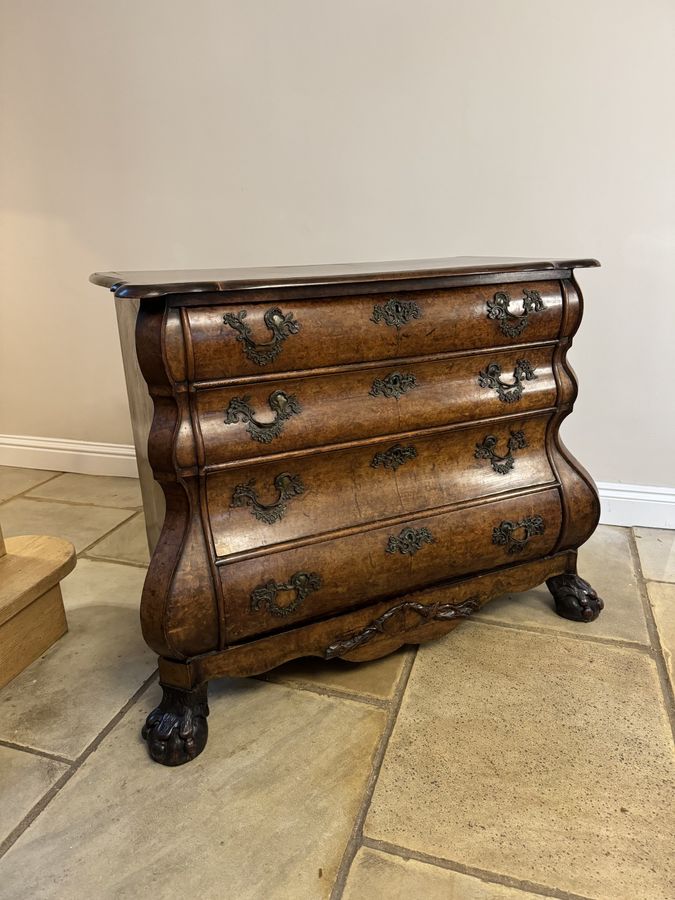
[546,574,604,623]
[141,683,209,766]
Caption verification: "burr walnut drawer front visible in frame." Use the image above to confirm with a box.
[194,345,557,466]
[221,488,562,641]
[206,412,555,558]
[185,280,563,380]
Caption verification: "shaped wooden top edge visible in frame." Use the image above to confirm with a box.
[90,256,600,300]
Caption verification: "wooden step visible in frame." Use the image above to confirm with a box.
[0,533,76,689]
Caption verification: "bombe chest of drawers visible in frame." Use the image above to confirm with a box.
[92,256,603,767]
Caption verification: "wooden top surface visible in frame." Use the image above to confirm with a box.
[90,256,600,300]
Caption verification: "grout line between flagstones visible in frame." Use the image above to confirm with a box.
[0,472,65,507]
[471,614,654,653]
[255,674,392,709]
[0,740,75,767]
[329,649,417,900]
[70,509,140,556]
[3,493,143,512]
[0,669,158,863]
[627,529,675,739]
[76,510,148,563]
[360,837,597,900]
[80,552,149,570]
[82,509,145,543]
[0,476,144,564]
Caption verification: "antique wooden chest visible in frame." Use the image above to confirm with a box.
[91,256,603,766]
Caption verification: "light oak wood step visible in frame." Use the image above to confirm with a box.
[0,533,76,689]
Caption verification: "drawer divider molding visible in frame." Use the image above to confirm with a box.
[191,340,559,390]
[214,481,559,566]
[201,406,558,474]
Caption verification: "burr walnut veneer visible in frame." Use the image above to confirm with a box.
[91,256,603,766]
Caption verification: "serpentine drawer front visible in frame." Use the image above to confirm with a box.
[185,280,564,380]
[221,488,563,641]
[206,412,556,558]
[92,256,603,767]
[195,345,557,466]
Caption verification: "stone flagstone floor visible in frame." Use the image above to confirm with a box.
[0,465,673,899]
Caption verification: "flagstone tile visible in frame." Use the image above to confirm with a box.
[85,512,149,566]
[0,498,134,553]
[26,473,142,509]
[648,581,675,693]
[0,560,153,759]
[478,525,649,644]
[365,621,675,900]
[0,746,69,843]
[0,679,386,900]
[265,648,410,700]
[0,466,59,503]
[634,527,675,584]
[343,847,545,900]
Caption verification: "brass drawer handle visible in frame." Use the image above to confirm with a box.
[223,307,300,366]
[370,372,418,399]
[475,430,527,474]
[224,390,301,443]
[492,515,545,554]
[478,359,536,403]
[250,571,322,617]
[231,472,305,524]
[386,526,435,556]
[371,444,418,471]
[486,289,545,337]
[371,297,422,329]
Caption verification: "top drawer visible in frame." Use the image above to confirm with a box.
[185,280,563,381]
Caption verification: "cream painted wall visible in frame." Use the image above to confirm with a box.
[1,0,673,486]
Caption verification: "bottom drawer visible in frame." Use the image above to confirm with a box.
[222,488,562,641]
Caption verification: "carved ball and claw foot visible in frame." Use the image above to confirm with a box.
[142,683,209,766]
[546,574,604,623]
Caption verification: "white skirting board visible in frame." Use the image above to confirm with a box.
[596,482,675,530]
[0,435,138,478]
[0,434,673,529]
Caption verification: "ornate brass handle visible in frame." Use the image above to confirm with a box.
[386,526,435,556]
[324,596,480,659]
[371,297,422,329]
[486,289,545,337]
[371,443,418,471]
[222,307,300,366]
[475,430,527,475]
[492,515,544,554]
[250,571,322,617]
[231,472,305,524]
[478,359,536,403]
[370,372,418,399]
[224,390,301,443]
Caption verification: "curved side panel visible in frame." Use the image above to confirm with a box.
[548,408,600,552]
[547,278,600,553]
[136,302,220,660]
